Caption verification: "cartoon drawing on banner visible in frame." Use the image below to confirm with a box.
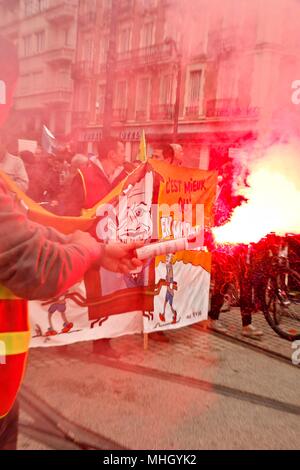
[159,254,179,325]
[32,290,84,343]
[27,161,216,347]
[85,169,157,325]
[44,296,73,336]
[118,172,153,289]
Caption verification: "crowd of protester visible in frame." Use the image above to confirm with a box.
[0,135,268,340]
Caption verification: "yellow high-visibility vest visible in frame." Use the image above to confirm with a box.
[0,286,29,419]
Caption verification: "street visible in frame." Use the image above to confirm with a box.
[19,309,300,450]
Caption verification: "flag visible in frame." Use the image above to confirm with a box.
[41,125,57,155]
[139,129,147,162]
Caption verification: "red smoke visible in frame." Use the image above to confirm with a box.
[213,142,300,244]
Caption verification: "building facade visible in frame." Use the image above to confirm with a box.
[72,0,300,169]
[0,0,78,143]
[1,0,299,163]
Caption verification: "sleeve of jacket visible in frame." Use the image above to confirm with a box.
[0,182,103,300]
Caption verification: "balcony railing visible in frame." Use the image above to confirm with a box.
[78,11,97,27]
[116,42,174,69]
[185,105,199,118]
[206,99,259,118]
[73,111,90,127]
[43,88,72,105]
[112,108,127,122]
[71,61,94,80]
[150,104,175,120]
[45,47,74,65]
[15,87,72,107]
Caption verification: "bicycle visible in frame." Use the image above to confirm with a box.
[260,235,300,341]
[211,234,300,341]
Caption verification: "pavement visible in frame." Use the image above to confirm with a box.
[19,310,300,450]
[199,307,293,360]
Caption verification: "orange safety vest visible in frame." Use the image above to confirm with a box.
[0,285,29,418]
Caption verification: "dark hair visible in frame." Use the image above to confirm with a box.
[98,137,123,159]
[162,144,175,163]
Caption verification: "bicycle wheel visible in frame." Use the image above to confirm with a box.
[263,268,300,341]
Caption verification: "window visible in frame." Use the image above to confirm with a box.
[57,69,69,89]
[32,71,43,91]
[37,0,48,12]
[136,77,150,119]
[24,0,48,17]
[82,0,96,14]
[96,84,106,115]
[23,35,31,56]
[35,31,45,53]
[160,74,173,104]
[185,68,204,117]
[24,0,34,17]
[63,28,71,47]
[117,25,132,54]
[114,80,127,110]
[82,37,94,62]
[217,62,238,100]
[99,36,109,64]
[25,75,31,94]
[19,75,26,95]
[102,0,112,10]
[79,85,90,111]
[140,22,155,48]
[188,70,202,106]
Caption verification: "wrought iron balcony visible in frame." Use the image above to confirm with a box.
[116,42,174,70]
[71,61,94,80]
[112,108,127,122]
[102,8,111,25]
[45,47,74,66]
[206,99,259,118]
[150,104,175,120]
[43,88,72,105]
